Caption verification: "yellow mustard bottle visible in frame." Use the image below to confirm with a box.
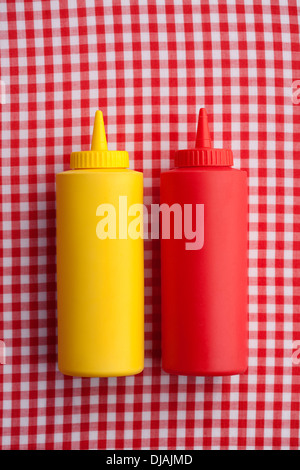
[56,111,144,377]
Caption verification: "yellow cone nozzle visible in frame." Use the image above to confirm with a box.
[70,110,129,169]
[91,110,108,151]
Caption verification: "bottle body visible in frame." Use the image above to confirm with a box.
[161,167,248,376]
[56,168,144,377]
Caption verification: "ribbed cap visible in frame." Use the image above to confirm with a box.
[174,108,233,167]
[70,110,129,169]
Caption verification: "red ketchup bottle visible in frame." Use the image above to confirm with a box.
[160,109,248,376]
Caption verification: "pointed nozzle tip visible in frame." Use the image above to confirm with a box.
[91,110,108,151]
[195,107,212,148]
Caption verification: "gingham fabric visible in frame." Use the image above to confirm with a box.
[1,0,299,450]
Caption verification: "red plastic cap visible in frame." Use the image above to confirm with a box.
[174,108,233,167]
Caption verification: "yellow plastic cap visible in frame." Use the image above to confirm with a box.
[70,110,129,169]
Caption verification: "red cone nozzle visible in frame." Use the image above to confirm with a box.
[174,107,233,167]
[195,108,211,148]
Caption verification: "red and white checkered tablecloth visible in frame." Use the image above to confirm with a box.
[1,0,299,450]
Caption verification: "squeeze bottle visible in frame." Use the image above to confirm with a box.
[56,111,144,377]
[160,109,248,376]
